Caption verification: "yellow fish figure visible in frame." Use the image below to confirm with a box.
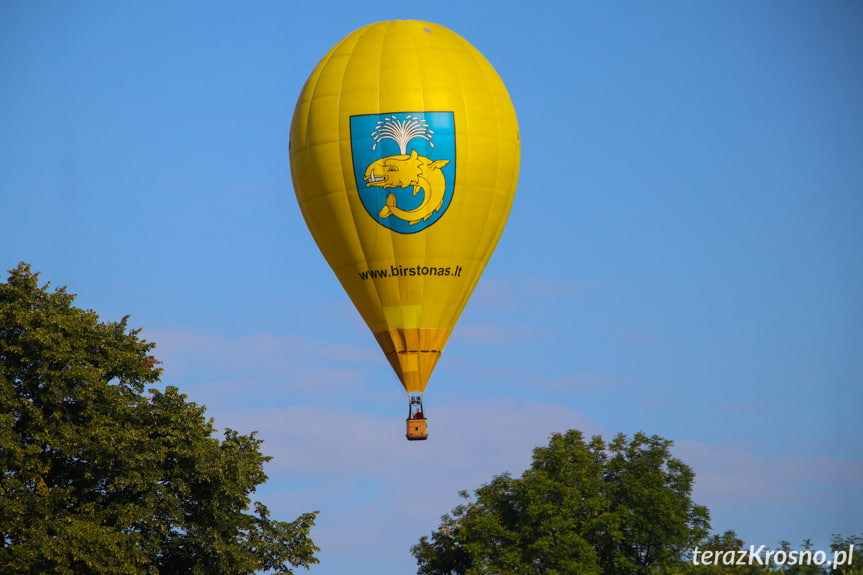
[365,150,451,225]
[290,21,519,440]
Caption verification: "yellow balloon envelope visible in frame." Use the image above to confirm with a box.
[289,20,519,432]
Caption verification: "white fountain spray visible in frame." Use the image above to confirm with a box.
[371,115,435,154]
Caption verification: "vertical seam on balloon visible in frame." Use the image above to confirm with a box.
[299,33,355,244]
[448,33,487,332]
[453,45,512,330]
[476,48,510,273]
[480,51,504,268]
[294,41,341,273]
[380,22,398,325]
[448,26,470,276]
[408,22,428,327]
[363,25,391,330]
[456,36,478,333]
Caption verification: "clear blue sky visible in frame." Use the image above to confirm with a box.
[2,1,861,573]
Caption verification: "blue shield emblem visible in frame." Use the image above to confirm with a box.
[350,112,456,234]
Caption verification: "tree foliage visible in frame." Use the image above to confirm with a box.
[0,263,319,574]
[411,429,711,575]
[687,530,772,575]
[830,534,863,575]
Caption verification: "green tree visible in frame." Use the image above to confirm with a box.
[775,539,828,575]
[412,429,710,575]
[830,534,863,575]
[0,263,319,574]
[687,530,772,574]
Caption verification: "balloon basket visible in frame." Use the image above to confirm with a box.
[406,417,428,441]
[406,394,428,440]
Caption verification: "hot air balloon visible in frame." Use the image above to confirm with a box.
[289,20,519,440]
